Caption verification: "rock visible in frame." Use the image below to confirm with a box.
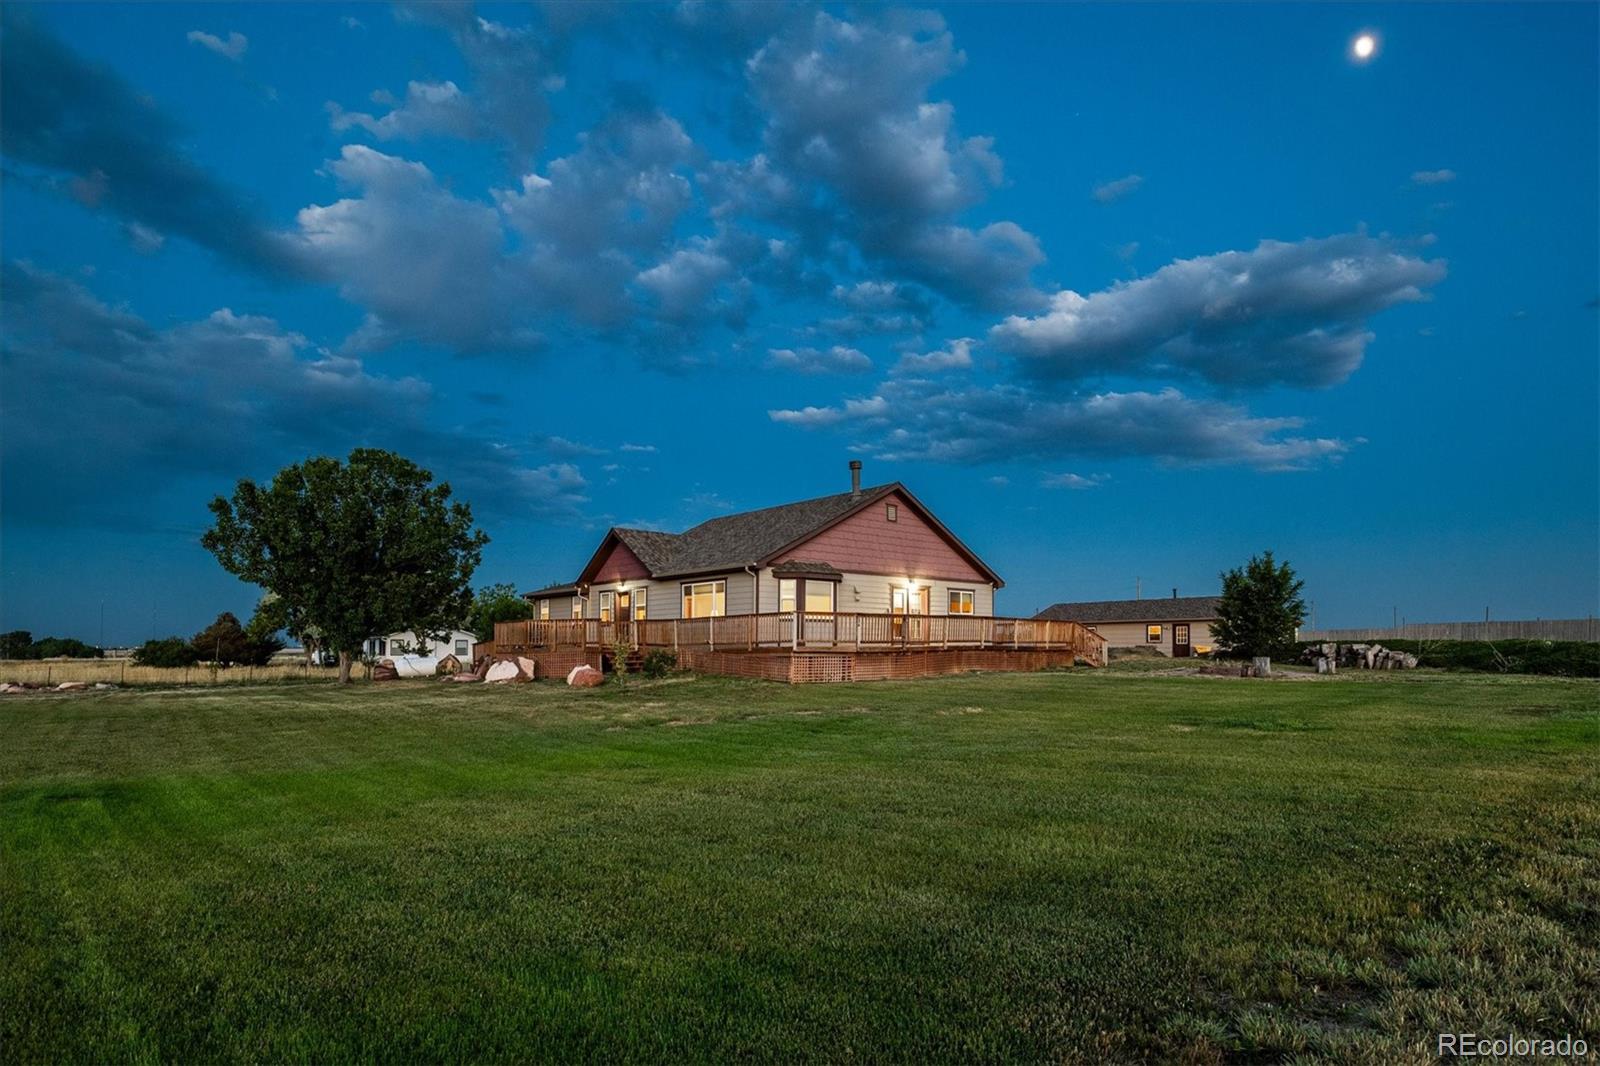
[516,656,539,681]
[371,663,399,681]
[1252,656,1272,678]
[1,683,25,694]
[484,660,523,683]
[55,681,89,691]
[94,682,117,690]
[448,672,479,683]
[567,666,604,688]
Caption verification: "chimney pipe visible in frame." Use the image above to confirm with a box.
[849,459,862,497]
[1172,587,1178,599]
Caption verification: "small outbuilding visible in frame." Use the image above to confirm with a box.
[1034,595,1221,658]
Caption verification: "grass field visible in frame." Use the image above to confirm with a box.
[2,670,1596,1063]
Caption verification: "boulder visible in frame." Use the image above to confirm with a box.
[94,682,118,690]
[55,681,89,691]
[484,659,523,683]
[567,665,604,688]
[371,663,399,681]
[516,656,539,681]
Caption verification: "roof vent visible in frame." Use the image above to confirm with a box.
[1172,588,1178,599]
[849,459,862,497]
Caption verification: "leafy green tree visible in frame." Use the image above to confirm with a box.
[201,449,488,683]
[1,631,34,659]
[133,637,201,668]
[192,611,281,666]
[1212,550,1307,659]
[30,637,102,659]
[467,582,533,644]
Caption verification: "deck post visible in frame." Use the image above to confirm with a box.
[793,610,802,650]
[709,616,715,652]
[672,620,678,653]
[855,615,861,651]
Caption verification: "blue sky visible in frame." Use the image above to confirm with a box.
[2,1,1596,643]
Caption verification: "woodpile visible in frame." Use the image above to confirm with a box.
[1300,642,1419,672]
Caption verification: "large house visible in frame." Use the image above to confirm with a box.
[1034,595,1221,657]
[526,462,1004,625]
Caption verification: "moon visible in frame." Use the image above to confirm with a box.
[1352,32,1378,61]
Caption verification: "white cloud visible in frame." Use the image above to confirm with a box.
[892,337,975,375]
[1042,472,1107,489]
[770,379,1349,470]
[767,345,873,374]
[991,232,1446,388]
[1092,174,1143,203]
[328,81,482,142]
[1410,168,1457,185]
[186,30,248,61]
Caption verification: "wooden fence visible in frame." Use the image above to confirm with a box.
[494,613,1107,664]
[1300,618,1599,643]
[1,659,344,686]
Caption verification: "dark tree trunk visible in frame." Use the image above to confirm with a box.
[338,650,353,684]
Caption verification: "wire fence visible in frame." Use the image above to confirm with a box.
[1299,618,1599,643]
[1,659,345,686]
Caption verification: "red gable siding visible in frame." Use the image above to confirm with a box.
[785,492,988,581]
[591,538,652,584]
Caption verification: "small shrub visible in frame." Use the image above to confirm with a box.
[609,639,632,682]
[640,649,677,679]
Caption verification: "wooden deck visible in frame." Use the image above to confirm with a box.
[489,613,1106,682]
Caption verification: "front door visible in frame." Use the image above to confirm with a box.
[615,591,632,645]
[891,587,908,642]
[1173,623,1192,658]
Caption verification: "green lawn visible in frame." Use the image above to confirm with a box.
[2,671,1596,1063]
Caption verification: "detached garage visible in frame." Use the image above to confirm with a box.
[1034,595,1221,658]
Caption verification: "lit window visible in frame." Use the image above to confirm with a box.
[886,503,898,522]
[779,578,796,612]
[948,589,974,615]
[804,582,834,613]
[1147,624,1162,642]
[538,600,550,621]
[455,638,469,656]
[681,580,726,618]
[634,587,648,621]
[599,590,614,622]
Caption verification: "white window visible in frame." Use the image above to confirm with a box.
[804,582,835,613]
[681,580,725,618]
[634,587,647,620]
[779,578,797,612]
[948,589,974,615]
[455,638,469,656]
[598,590,614,622]
[538,599,550,621]
[572,596,581,618]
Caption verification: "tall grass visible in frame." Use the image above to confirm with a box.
[0,658,342,686]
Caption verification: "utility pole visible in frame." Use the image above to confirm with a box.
[1135,576,1141,600]
[99,600,105,654]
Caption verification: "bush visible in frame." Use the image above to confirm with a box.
[1298,638,1599,677]
[1,632,104,659]
[133,637,202,668]
[640,649,677,679]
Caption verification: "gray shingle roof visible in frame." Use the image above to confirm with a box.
[612,528,684,573]
[1035,596,1222,623]
[651,483,895,576]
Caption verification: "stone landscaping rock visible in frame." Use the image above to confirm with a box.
[55,681,89,691]
[484,660,523,683]
[567,665,604,688]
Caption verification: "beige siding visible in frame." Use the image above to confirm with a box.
[1085,619,1217,656]
[772,569,995,617]
[583,573,756,620]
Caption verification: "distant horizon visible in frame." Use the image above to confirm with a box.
[2,3,1596,643]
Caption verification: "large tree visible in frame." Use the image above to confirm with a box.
[467,582,533,644]
[1212,550,1307,660]
[192,611,282,666]
[201,449,488,682]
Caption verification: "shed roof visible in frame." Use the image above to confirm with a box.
[1035,596,1222,623]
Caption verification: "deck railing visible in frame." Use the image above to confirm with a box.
[494,613,1107,664]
